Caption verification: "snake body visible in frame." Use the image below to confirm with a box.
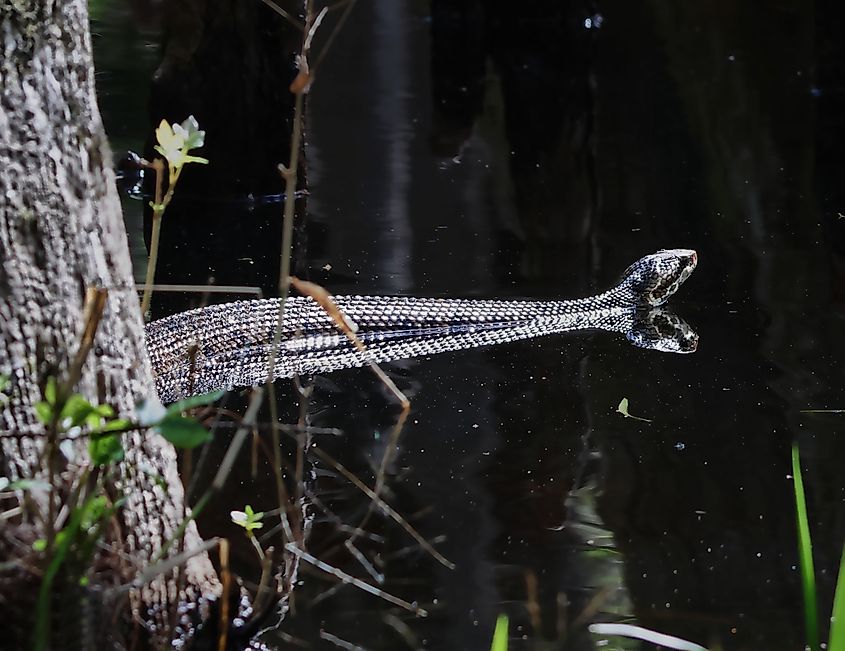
[145,249,698,402]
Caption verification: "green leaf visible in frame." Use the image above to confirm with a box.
[100,418,131,432]
[155,414,212,449]
[615,397,652,423]
[829,543,845,651]
[490,614,508,651]
[8,479,52,492]
[182,155,209,165]
[79,495,109,531]
[34,401,52,425]
[0,375,9,392]
[94,404,114,418]
[231,504,265,533]
[44,377,57,405]
[792,444,820,651]
[89,433,124,467]
[167,390,224,415]
[60,394,94,427]
[32,539,47,552]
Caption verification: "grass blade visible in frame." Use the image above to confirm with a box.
[829,544,845,651]
[490,614,508,651]
[792,443,820,651]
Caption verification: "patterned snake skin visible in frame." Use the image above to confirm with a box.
[145,249,698,402]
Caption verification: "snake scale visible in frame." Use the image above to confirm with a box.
[145,249,698,402]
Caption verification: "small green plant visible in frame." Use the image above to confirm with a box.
[34,377,131,465]
[29,377,220,650]
[791,443,845,651]
[231,504,266,561]
[140,115,209,317]
[489,614,508,651]
[231,504,264,535]
[792,444,819,651]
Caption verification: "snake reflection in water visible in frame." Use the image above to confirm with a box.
[145,249,698,402]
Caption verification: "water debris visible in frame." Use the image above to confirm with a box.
[800,409,845,414]
[589,623,709,651]
[616,398,653,423]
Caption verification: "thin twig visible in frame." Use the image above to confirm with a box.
[310,446,454,569]
[313,0,357,71]
[109,537,220,594]
[156,388,264,561]
[134,283,263,296]
[257,0,305,30]
[320,630,368,651]
[285,543,427,616]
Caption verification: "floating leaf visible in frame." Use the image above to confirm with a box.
[155,414,212,449]
[616,398,652,423]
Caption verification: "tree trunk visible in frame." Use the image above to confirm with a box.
[0,2,219,647]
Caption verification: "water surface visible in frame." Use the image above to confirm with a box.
[93,2,845,649]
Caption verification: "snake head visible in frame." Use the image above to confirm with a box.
[626,307,699,353]
[621,248,697,307]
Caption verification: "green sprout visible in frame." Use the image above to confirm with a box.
[231,505,264,536]
[140,115,209,317]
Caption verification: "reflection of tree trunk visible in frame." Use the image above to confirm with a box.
[0,3,218,647]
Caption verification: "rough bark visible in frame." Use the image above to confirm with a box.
[0,1,218,647]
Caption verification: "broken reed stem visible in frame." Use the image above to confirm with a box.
[218,539,231,651]
[252,546,275,615]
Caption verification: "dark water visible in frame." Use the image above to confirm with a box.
[92,2,845,650]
